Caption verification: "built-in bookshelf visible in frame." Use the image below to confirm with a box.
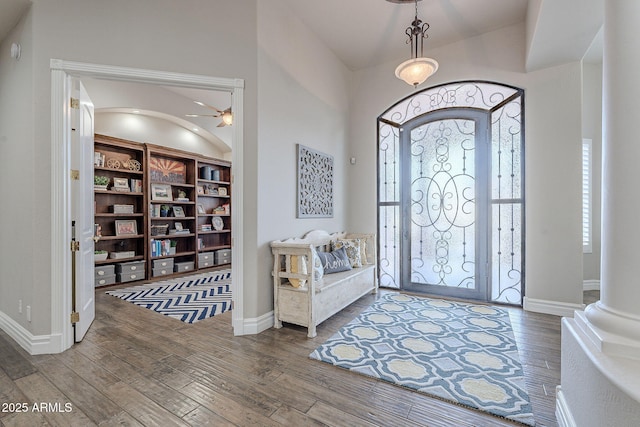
[195,158,232,257]
[93,135,231,286]
[146,144,197,279]
[93,135,147,278]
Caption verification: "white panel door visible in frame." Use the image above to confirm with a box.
[71,80,95,342]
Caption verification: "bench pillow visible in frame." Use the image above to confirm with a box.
[332,238,363,268]
[316,247,352,274]
[311,247,324,280]
[289,255,307,288]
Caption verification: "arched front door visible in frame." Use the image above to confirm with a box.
[378,81,524,305]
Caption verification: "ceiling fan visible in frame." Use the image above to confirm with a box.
[186,101,233,127]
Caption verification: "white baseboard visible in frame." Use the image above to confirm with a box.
[583,280,600,291]
[241,310,274,335]
[523,297,585,317]
[555,386,577,427]
[0,310,62,355]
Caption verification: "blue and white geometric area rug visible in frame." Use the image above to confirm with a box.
[106,270,231,324]
[310,293,535,426]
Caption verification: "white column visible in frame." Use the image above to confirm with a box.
[584,0,640,355]
[557,1,640,426]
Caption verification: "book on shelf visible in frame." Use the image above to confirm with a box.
[199,224,212,232]
[150,239,175,257]
[130,179,143,193]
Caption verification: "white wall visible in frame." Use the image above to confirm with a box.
[95,112,226,159]
[349,23,584,311]
[582,62,603,283]
[0,7,34,332]
[255,0,352,316]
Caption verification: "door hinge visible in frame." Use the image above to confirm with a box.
[70,311,80,324]
[70,169,80,180]
[70,98,80,109]
[70,241,80,252]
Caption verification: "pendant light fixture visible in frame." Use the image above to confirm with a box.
[392,0,438,87]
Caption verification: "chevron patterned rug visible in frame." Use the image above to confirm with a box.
[310,293,535,426]
[106,270,231,324]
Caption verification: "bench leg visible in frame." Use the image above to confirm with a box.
[274,318,282,329]
[307,324,317,338]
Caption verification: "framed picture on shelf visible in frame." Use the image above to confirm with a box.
[172,206,185,217]
[197,204,206,214]
[174,222,183,231]
[212,216,224,231]
[150,157,186,183]
[115,220,138,236]
[151,183,173,201]
[113,177,130,192]
[197,185,204,195]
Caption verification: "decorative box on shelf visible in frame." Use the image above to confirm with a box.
[215,249,231,265]
[116,260,145,283]
[95,265,115,278]
[151,224,169,236]
[198,252,214,268]
[95,275,116,287]
[110,251,135,259]
[111,204,134,214]
[175,261,194,272]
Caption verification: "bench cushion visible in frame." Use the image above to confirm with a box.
[315,264,376,293]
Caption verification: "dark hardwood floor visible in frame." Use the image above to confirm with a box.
[0,287,578,426]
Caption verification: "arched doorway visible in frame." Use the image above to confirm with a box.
[377,81,524,305]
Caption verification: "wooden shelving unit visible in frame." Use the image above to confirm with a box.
[195,157,232,262]
[93,135,147,286]
[93,135,231,287]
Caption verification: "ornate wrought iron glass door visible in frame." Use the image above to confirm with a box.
[402,111,489,299]
[378,81,524,305]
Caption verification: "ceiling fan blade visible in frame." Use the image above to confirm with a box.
[194,100,224,113]
[216,121,227,127]
[186,113,220,118]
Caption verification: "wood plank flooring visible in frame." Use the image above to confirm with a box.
[0,288,570,427]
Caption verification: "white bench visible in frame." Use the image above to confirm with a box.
[271,230,378,338]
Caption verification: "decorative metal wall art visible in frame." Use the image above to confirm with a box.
[297,144,334,218]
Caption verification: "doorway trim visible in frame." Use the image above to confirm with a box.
[51,59,245,352]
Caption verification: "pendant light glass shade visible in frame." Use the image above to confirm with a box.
[392,0,438,87]
[395,57,439,87]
